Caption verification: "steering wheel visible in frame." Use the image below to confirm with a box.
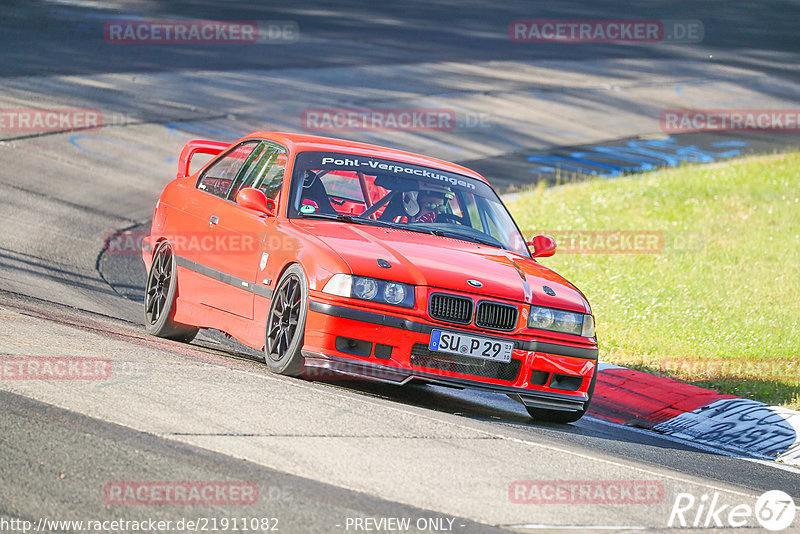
[436,212,465,224]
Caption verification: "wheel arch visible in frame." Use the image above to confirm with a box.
[258,260,306,352]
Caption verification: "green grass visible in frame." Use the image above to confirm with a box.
[506,153,800,409]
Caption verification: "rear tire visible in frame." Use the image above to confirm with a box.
[144,241,199,342]
[264,264,308,376]
[526,364,598,424]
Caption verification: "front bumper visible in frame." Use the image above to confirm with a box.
[303,298,598,413]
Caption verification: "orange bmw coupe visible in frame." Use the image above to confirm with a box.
[143,132,598,422]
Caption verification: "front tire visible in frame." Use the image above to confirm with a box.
[526,365,598,424]
[144,241,198,342]
[264,264,308,376]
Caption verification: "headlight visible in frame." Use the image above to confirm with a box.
[581,314,595,337]
[322,275,415,308]
[321,273,352,297]
[383,282,406,305]
[529,306,555,328]
[528,305,595,337]
[353,277,379,300]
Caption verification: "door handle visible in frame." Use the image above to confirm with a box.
[209,215,219,225]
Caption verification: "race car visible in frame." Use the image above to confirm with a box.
[142,132,598,423]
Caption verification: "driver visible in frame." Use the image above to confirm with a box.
[414,190,447,223]
[399,186,453,223]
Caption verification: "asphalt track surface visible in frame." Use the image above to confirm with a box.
[1,1,800,532]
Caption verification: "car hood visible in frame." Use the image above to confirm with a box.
[294,221,590,313]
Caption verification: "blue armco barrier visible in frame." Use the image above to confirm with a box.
[528,138,747,177]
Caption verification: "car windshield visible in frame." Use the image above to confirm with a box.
[289,151,529,256]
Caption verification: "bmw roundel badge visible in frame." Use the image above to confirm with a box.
[467,279,483,288]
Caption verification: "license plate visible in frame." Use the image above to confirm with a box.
[428,330,513,363]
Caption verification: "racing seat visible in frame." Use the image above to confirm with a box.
[377,192,412,222]
[301,171,338,215]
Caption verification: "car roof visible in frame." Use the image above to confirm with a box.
[237,131,490,184]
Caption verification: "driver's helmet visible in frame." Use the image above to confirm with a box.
[403,185,452,222]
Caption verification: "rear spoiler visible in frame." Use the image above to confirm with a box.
[176,139,230,179]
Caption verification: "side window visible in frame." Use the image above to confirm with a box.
[249,147,288,201]
[475,196,507,242]
[458,192,483,230]
[197,141,260,199]
[445,194,464,219]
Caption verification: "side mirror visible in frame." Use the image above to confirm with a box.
[527,235,557,258]
[236,187,276,217]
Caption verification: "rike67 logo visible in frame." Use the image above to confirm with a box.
[669,490,795,531]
